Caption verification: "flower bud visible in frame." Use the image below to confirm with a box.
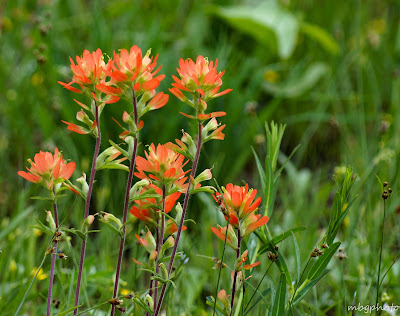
[46,211,56,231]
[83,215,95,230]
[145,294,154,311]
[102,212,122,229]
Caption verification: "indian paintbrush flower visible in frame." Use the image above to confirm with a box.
[18,148,76,191]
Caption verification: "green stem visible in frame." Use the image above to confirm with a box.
[212,220,230,316]
[244,261,273,312]
[375,198,386,313]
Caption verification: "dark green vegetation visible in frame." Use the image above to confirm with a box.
[1,0,400,314]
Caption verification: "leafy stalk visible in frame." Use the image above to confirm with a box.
[47,197,59,316]
[74,102,101,315]
[154,122,203,316]
[230,229,242,316]
[110,93,139,316]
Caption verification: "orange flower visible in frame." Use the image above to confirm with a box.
[18,148,76,190]
[170,56,232,120]
[171,56,232,100]
[101,45,165,96]
[134,144,189,189]
[215,184,262,226]
[212,183,268,240]
[130,184,181,226]
[58,49,112,96]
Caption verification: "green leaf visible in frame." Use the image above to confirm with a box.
[300,21,340,55]
[31,218,53,235]
[98,219,123,237]
[291,232,301,283]
[252,146,266,193]
[62,227,86,241]
[270,273,286,316]
[264,62,329,98]
[307,242,340,281]
[210,3,298,59]
[259,226,306,255]
[292,269,330,306]
[189,186,216,194]
[109,139,129,158]
[30,196,54,202]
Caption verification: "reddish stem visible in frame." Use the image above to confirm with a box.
[153,185,166,312]
[47,199,59,316]
[154,122,202,316]
[73,104,101,315]
[110,93,139,316]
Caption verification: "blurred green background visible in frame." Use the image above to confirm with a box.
[1,0,400,314]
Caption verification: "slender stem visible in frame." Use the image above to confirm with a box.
[14,255,47,316]
[154,122,203,316]
[47,199,59,316]
[230,229,242,316]
[212,220,230,316]
[153,186,166,314]
[289,256,312,312]
[244,261,273,312]
[74,103,101,315]
[375,198,386,312]
[110,93,139,316]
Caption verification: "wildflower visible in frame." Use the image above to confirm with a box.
[214,183,263,227]
[98,45,166,100]
[129,184,181,226]
[170,55,232,120]
[134,144,189,189]
[58,49,117,103]
[170,56,232,101]
[18,148,76,190]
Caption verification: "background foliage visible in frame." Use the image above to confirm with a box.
[1,0,400,314]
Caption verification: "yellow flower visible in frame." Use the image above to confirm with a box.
[31,267,47,280]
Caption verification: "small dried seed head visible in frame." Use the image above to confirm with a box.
[388,188,393,194]
[382,192,389,200]
[57,252,68,259]
[46,248,53,255]
[383,181,388,187]
[52,299,61,309]
[267,251,279,262]
[124,294,134,299]
[274,245,279,251]
[52,237,60,243]
[321,243,328,249]
[311,248,322,257]
[54,231,62,237]
[117,306,127,313]
[338,253,347,261]
[108,298,123,306]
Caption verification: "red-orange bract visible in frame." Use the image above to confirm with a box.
[134,144,189,189]
[170,56,232,101]
[99,45,165,96]
[18,148,76,190]
[58,49,118,103]
[130,184,181,225]
[212,183,268,240]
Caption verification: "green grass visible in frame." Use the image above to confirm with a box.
[2,0,400,314]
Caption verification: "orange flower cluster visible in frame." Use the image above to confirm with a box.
[134,144,189,190]
[211,183,268,247]
[58,46,169,135]
[169,55,231,121]
[18,148,76,190]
